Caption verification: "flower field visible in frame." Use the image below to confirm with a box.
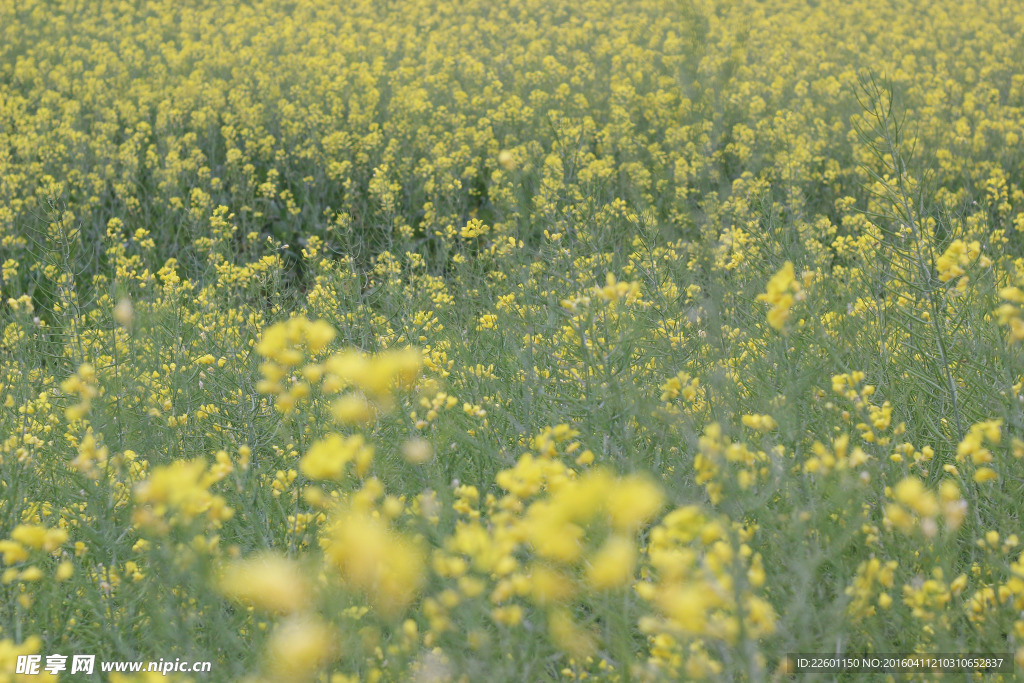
[2,0,1024,679]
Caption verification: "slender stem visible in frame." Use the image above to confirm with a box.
[863,77,965,442]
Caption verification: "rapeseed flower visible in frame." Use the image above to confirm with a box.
[322,509,425,617]
[757,261,803,332]
[299,433,374,480]
[585,535,636,590]
[3,0,1024,676]
[265,616,336,681]
[218,553,310,614]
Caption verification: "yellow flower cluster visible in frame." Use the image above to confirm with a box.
[256,316,421,417]
[0,525,68,565]
[218,553,310,614]
[997,268,1024,343]
[935,239,988,286]
[659,370,700,404]
[757,261,805,332]
[299,433,374,481]
[594,274,643,306]
[255,317,337,413]
[955,419,1003,484]
[59,363,98,423]
[695,423,769,502]
[321,508,426,618]
[133,458,234,532]
[741,413,778,432]
[560,274,643,312]
[803,433,869,476]
[846,558,899,620]
[0,636,48,683]
[828,372,906,446]
[637,507,776,671]
[884,477,965,538]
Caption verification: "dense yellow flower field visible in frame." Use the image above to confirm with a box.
[2,0,1024,680]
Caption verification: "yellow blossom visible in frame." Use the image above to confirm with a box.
[218,553,310,614]
[585,535,637,590]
